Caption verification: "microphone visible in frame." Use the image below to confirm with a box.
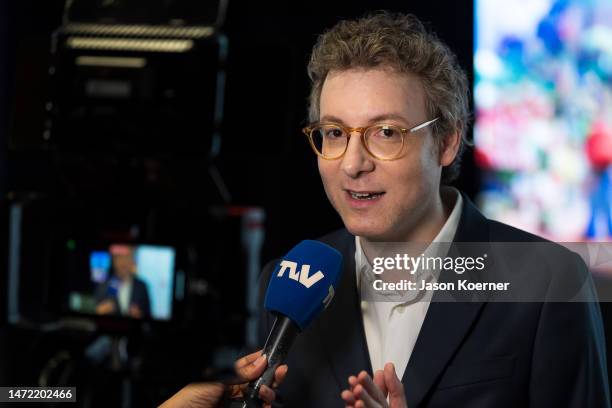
[238,240,343,408]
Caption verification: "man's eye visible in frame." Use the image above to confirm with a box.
[325,128,344,138]
[377,127,399,138]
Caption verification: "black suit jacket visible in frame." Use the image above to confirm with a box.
[258,193,610,407]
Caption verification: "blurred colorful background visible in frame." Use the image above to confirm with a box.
[475,0,612,240]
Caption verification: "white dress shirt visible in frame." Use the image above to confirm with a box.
[118,278,133,315]
[356,188,463,380]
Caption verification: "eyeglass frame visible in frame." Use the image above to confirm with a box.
[301,117,439,161]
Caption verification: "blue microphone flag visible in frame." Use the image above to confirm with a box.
[264,240,343,330]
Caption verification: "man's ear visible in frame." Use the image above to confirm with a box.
[439,130,461,166]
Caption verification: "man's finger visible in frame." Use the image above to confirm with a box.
[341,389,357,405]
[383,363,406,408]
[373,370,387,397]
[357,370,387,404]
[353,384,382,408]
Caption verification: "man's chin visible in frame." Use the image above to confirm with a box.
[344,222,388,241]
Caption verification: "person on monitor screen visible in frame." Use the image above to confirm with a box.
[256,11,610,408]
[95,245,151,319]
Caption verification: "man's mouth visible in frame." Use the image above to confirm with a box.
[347,190,385,200]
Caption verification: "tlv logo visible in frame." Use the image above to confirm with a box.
[276,260,324,288]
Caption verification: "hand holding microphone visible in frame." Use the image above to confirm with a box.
[161,240,343,408]
[159,349,287,408]
[240,240,343,407]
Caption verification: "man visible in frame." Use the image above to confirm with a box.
[258,11,610,407]
[95,245,151,319]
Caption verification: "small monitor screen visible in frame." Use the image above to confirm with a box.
[68,244,175,321]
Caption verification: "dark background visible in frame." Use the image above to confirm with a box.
[0,0,497,406]
[0,0,477,261]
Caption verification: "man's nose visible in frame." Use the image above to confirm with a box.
[340,131,374,178]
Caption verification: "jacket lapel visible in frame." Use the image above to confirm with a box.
[402,193,491,407]
[402,301,486,406]
[315,230,373,393]
[313,194,492,405]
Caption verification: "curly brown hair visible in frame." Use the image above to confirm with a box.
[307,11,471,183]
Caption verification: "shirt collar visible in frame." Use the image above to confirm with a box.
[355,187,463,289]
